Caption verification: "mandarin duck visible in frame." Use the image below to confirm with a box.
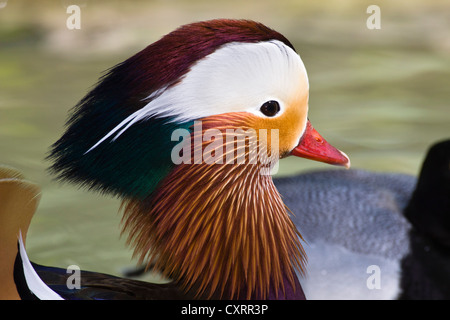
[2,19,351,300]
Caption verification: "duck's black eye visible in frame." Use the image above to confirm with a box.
[260,100,280,117]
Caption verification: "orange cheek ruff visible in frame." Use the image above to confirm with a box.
[197,94,309,162]
[254,94,309,158]
[120,112,308,299]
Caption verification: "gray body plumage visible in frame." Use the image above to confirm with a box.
[275,169,416,299]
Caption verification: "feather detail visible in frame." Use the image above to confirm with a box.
[121,114,306,299]
[18,231,64,300]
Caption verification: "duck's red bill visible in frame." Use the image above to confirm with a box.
[290,120,350,168]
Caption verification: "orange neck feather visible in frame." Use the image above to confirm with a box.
[121,114,306,299]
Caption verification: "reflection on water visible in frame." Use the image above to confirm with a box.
[0,0,449,279]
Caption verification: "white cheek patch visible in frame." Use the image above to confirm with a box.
[86,40,309,153]
[146,40,309,121]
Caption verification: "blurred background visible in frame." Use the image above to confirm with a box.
[0,0,449,280]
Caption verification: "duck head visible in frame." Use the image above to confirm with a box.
[49,19,349,299]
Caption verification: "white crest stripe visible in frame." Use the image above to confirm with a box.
[85,40,308,153]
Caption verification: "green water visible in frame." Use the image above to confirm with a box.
[0,0,449,280]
